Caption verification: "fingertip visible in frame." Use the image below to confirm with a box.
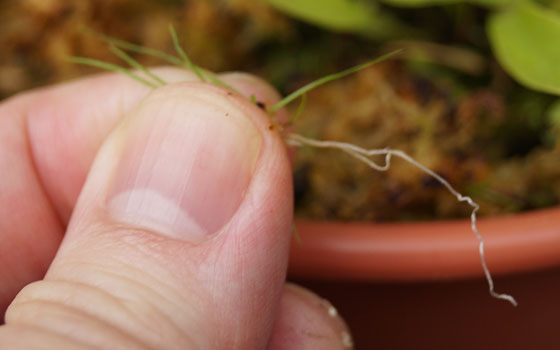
[219,72,290,124]
[219,72,283,103]
[268,283,354,350]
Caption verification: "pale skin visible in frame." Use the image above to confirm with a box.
[0,68,352,349]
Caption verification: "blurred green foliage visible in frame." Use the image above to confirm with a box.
[264,0,413,38]
[488,1,560,95]
[265,0,560,99]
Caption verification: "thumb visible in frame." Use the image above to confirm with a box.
[3,82,293,349]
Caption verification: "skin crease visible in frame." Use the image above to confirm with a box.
[0,68,352,349]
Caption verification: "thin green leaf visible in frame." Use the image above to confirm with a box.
[109,44,167,86]
[201,69,239,92]
[86,26,238,93]
[269,50,402,113]
[292,93,307,123]
[84,27,184,66]
[168,24,205,81]
[67,56,158,88]
[250,94,257,104]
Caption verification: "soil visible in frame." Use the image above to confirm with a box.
[292,63,560,221]
[2,0,559,222]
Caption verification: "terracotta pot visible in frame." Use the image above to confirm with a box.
[288,207,560,349]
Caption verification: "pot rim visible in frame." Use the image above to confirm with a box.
[288,207,560,281]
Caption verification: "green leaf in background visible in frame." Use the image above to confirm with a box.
[380,0,462,6]
[264,0,375,31]
[379,0,506,8]
[263,0,413,38]
[488,1,560,95]
[469,0,507,8]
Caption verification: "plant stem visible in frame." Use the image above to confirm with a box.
[109,44,167,86]
[269,49,402,113]
[84,27,184,66]
[67,56,159,88]
[168,24,206,81]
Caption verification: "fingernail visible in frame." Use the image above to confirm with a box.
[107,88,262,242]
[284,284,354,349]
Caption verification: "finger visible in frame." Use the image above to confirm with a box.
[0,67,199,319]
[219,72,291,126]
[0,69,286,319]
[25,70,285,222]
[24,68,201,221]
[2,82,293,348]
[268,284,353,350]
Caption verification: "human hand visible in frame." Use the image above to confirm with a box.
[0,69,352,349]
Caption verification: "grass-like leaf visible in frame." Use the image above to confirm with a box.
[168,24,206,81]
[269,49,403,113]
[109,44,167,86]
[79,27,400,110]
[292,93,307,123]
[84,27,184,66]
[67,56,159,88]
[201,70,238,92]
[84,26,241,94]
[167,25,238,92]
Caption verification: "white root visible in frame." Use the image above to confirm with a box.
[286,133,518,307]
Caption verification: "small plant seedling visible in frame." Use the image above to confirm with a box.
[69,25,517,307]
